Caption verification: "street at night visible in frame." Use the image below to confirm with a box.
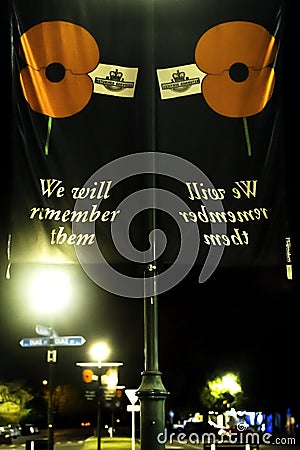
[1,0,298,449]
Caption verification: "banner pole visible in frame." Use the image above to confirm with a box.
[136,4,169,448]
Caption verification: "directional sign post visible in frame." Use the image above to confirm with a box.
[19,336,86,347]
[19,326,86,450]
[125,389,139,450]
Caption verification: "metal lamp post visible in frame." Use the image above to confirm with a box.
[136,265,169,450]
[35,326,58,450]
[47,344,56,450]
[135,0,170,445]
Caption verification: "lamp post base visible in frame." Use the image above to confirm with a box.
[137,370,169,450]
[48,424,54,450]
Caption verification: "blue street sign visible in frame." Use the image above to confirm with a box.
[53,336,86,346]
[19,336,86,347]
[20,337,49,347]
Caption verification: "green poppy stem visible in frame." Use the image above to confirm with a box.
[243,117,252,157]
[45,116,53,156]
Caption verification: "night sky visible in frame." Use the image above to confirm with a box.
[0,0,299,428]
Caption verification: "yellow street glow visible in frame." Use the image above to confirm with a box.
[28,267,71,313]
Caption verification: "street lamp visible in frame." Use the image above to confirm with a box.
[76,342,123,450]
[28,267,70,450]
[90,342,110,363]
[91,341,109,450]
[29,267,71,314]
[135,0,169,446]
[136,264,169,450]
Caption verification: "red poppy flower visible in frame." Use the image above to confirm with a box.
[20,20,100,118]
[194,21,277,118]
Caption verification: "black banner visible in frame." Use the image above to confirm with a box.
[5,0,295,298]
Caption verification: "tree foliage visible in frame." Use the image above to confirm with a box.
[200,372,244,412]
[0,382,33,425]
[43,384,81,417]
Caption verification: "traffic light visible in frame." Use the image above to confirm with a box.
[82,369,94,383]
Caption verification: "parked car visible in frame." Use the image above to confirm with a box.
[0,426,12,444]
[7,424,22,438]
[20,424,40,436]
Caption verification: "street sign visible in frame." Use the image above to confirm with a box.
[20,337,50,347]
[125,389,138,404]
[47,349,57,362]
[19,336,86,347]
[35,324,58,337]
[125,390,139,450]
[52,336,86,346]
[127,405,140,412]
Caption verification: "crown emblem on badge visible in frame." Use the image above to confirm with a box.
[172,70,186,82]
[109,68,124,81]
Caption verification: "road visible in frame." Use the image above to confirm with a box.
[0,428,93,450]
[1,429,299,450]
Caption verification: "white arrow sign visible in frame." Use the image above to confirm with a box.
[125,389,138,405]
[35,325,58,337]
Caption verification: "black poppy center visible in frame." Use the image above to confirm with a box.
[229,62,249,82]
[46,62,66,82]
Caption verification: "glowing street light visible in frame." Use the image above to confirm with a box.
[90,342,110,365]
[28,267,71,315]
